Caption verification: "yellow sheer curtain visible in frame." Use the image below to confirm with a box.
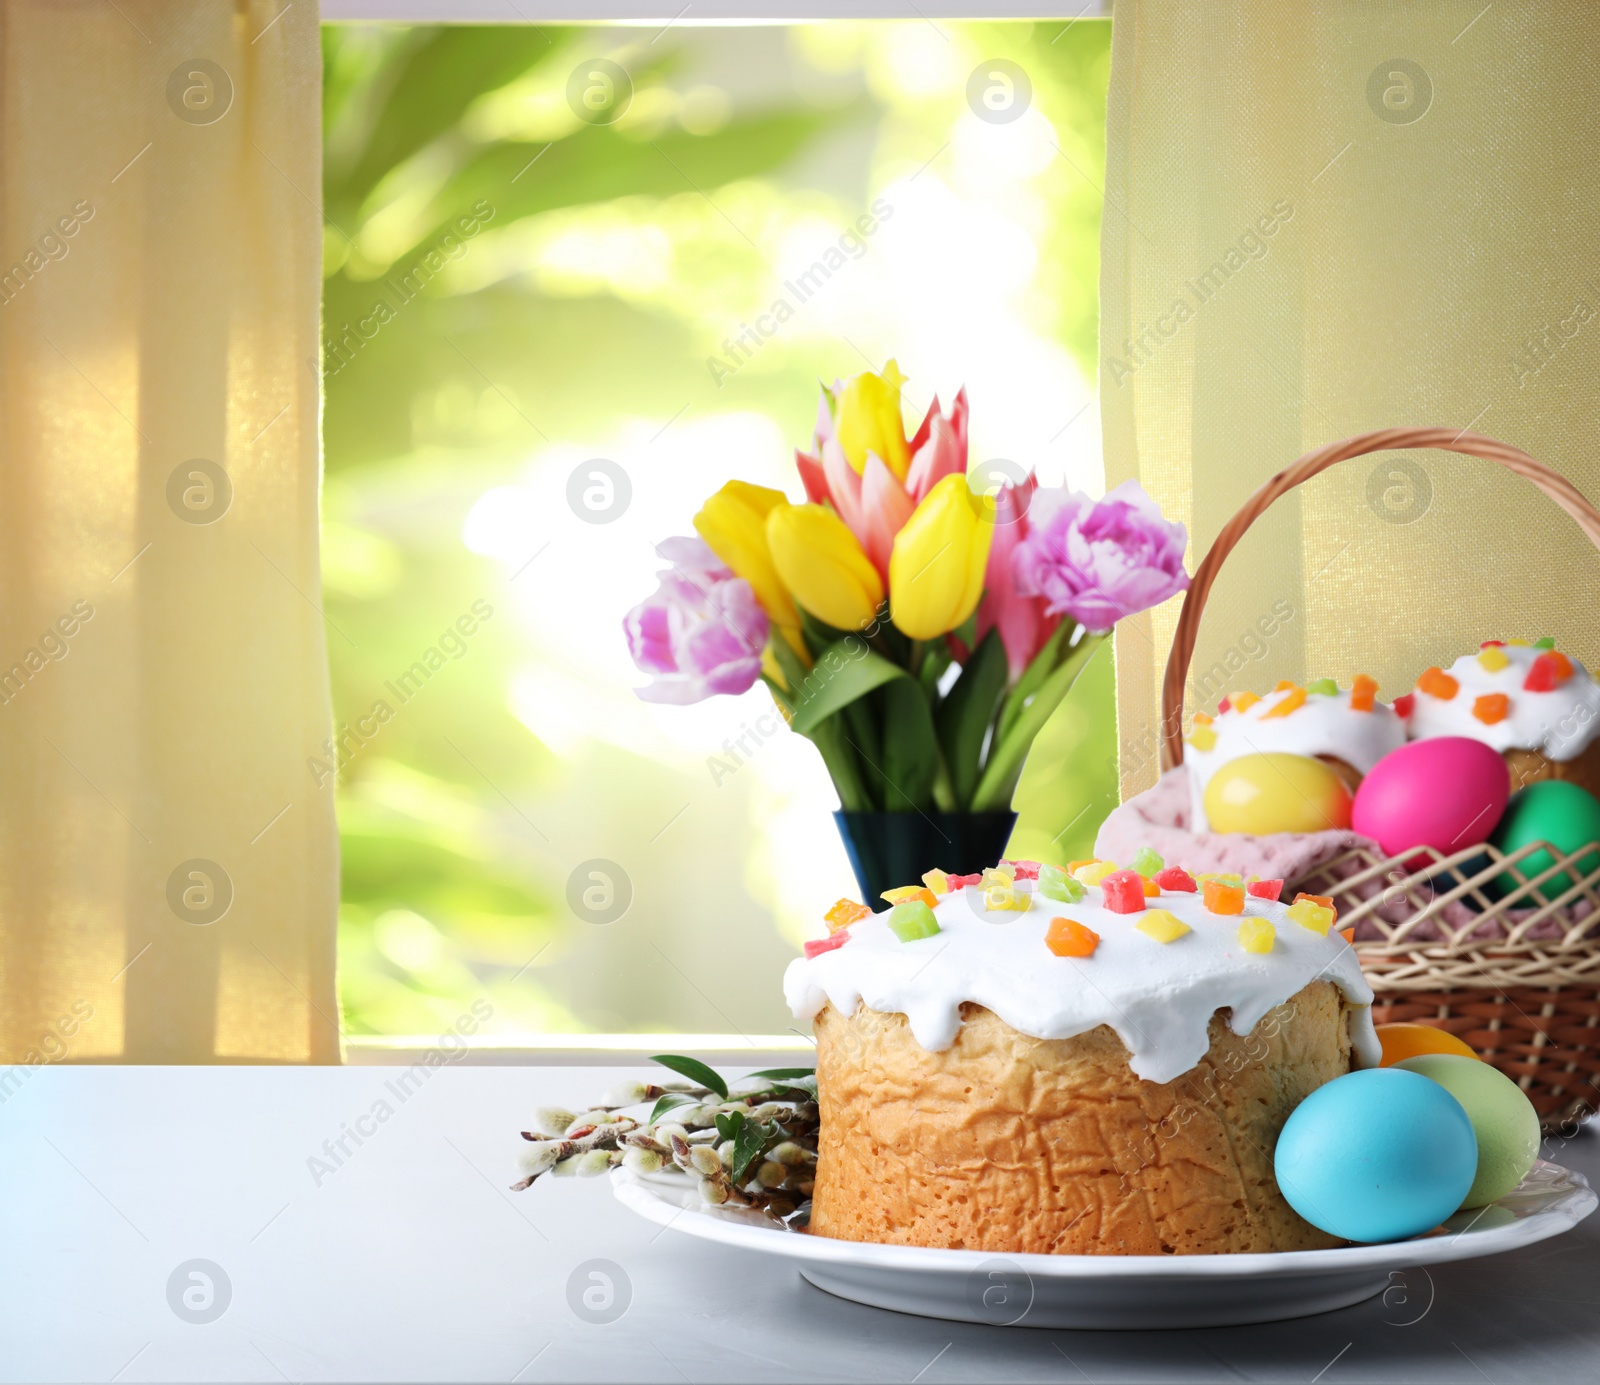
[1102,0,1600,799]
[0,2,338,1062]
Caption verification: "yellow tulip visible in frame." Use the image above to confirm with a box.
[694,481,801,638]
[766,503,885,632]
[889,473,993,639]
[835,359,911,480]
[761,645,793,699]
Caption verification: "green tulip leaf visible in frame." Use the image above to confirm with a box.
[995,619,1075,744]
[973,634,1106,811]
[876,677,939,811]
[936,627,1009,809]
[788,642,905,736]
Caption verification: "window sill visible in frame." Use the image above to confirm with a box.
[344,1033,813,1067]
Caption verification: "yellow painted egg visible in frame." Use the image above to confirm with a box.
[1204,753,1353,835]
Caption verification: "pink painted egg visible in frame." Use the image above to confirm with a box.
[1351,737,1510,861]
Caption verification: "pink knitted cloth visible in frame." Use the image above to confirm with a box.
[1094,767,1366,879]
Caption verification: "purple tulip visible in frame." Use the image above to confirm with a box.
[1011,479,1189,633]
[624,537,768,704]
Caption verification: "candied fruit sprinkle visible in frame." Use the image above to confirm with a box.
[1273,679,1296,692]
[1202,880,1245,915]
[1237,918,1275,955]
[887,900,940,941]
[1217,696,1233,713]
[1262,685,1306,719]
[1286,898,1335,935]
[1349,674,1378,711]
[980,866,1015,890]
[1153,866,1198,892]
[1045,916,1100,958]
[1246,878,1284,901]
[1481,639,1506,648]
[1417,667,1459,700]
[946,873,982,889]
[1394,692,1416,718]
[1477,646,1510,673]
[1100,870,1148,914]
[1188,724,1218,751]
[1533,636,1556,649]
[1524,650,1573,692]
[983,885,1031,913]
[804,932,851,959]
[1136,909,1191,944]
[1306,677,1337,696]
[1232,691,1262,711]
[1036,865,1085,904]
[921,868,951,895]
[882,885,938,909]
[1473,692,1511,725]
[1073,860,1118,886]
[824,898,872,933]
[1131,846,1165,878]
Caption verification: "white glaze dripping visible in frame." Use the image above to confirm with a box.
[785,883,1379,1085]
[1405,644,1600,761]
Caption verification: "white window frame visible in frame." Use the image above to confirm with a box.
[324,0,1111,1062]
[323,2,1109,22]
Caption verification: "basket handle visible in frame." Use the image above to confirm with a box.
[1160,427,1600,770]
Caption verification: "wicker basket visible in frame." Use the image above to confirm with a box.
[1159,427,1600,1133]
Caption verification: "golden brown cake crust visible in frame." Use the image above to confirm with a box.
[1504,742,1600,798]
[810,983,1352,1255]
[1317,752,1364,796]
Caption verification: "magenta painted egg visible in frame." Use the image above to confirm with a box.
[1352,737,1510,860]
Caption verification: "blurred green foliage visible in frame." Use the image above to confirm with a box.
[321,20,1115,1038]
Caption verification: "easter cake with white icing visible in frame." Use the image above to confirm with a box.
[786,860,1378,1255]
[1183,677,1406,831]
[1400,640,1600,795]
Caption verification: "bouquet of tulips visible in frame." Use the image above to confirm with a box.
[624,362,1189,817]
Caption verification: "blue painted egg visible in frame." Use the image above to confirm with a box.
[1275,1069,1478,1243]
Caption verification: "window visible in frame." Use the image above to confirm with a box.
[320,19,1114,1041]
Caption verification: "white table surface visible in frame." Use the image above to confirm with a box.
[5,1064,1598,1383]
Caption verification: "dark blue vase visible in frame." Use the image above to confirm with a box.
[834,810,1019,908]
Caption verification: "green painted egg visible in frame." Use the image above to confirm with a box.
[1490,780,1600,902]
[1395,1054,1541,1208]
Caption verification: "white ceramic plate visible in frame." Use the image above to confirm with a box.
[614,1160,1595,1328]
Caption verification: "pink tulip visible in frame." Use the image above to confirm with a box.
[623,537,768,704]
[975,475,1061,682]
[905,388,969,500]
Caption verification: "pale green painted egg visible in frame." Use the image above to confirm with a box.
[1396,1054,1540,1209]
